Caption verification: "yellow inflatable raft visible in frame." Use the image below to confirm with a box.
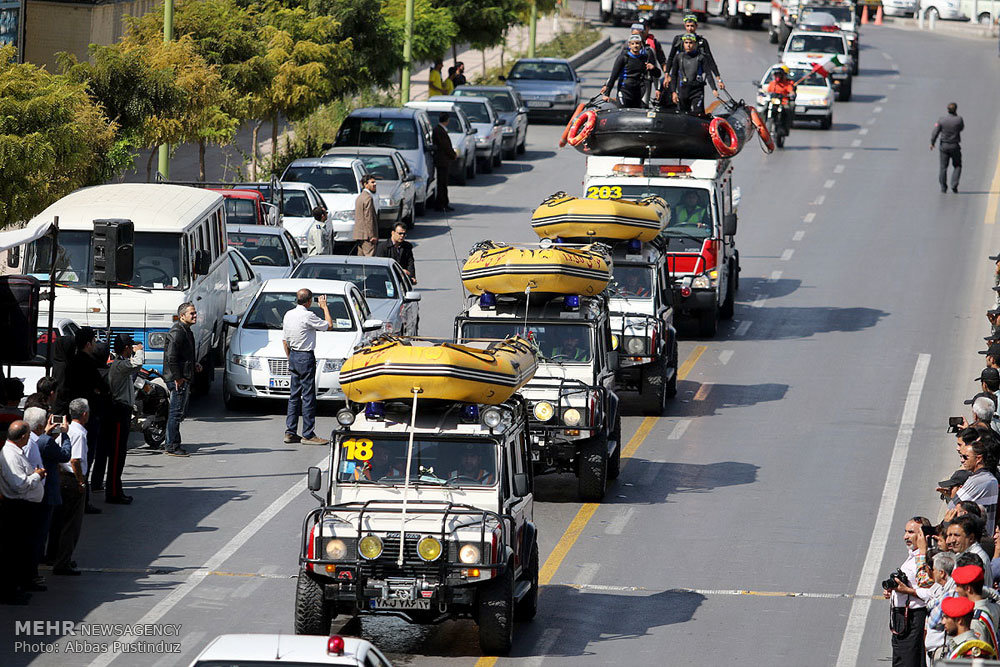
[339,336,537,404]
[531,192,669,242]
[461,241,611,296]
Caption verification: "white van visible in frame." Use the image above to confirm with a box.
[17,184,230,388]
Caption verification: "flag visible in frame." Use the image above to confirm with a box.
[811,55,842,78]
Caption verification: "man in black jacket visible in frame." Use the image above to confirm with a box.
[375,223,417,283]
[432,112,457,212]
[601,34,659,109]
[931,102,964,193]
[668,35,719,117]
[162,303,199,457]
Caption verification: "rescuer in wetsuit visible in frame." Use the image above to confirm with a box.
[668,34,719,117]
[601,34,660,109]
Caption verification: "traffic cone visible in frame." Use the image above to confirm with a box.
[861,4,869,23]
[874,4,883,24]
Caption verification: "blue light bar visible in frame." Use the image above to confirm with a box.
[479,292,496,309]
[365,402,385,420]
[564,295,580,310]
[462,404,480,422]
[628,239,642,253]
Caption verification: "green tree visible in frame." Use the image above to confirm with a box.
[382,0,457,65]
[311,0,402,91]
[0,45,116,229]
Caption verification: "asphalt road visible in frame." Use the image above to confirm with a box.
[4,16,1000,667]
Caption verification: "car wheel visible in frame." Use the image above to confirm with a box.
[467,155,477,179]
[480,155,493,174]
[492,144,502,167]
[819,114,832,130]
[477,562,514,655]
[294,570,335,635]
[222,373,248,411]
[503,142,516,160]
[577,434,608,501]
[456,162,468,185]
[517,132,527,154]
[926,6,939,20]
[837,78,852,102]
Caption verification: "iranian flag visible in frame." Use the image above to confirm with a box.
[811,55,843,77]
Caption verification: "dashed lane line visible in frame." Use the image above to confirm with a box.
[851,139,862,147]
[604,507,636,535]
[803,212,816,223]
[751,296,768,308]
[834,164,845,174]
[719,349,734,365]
[780,248,794,261]
[824,179,836,189]
[668,419,692,440]
[769,270,782,282]
[734,320,753,336]
[814,194,826,205]
[873,106,883,114]
[521,628,563,667]
[792,230,805,241]
[859,128,869,135]
[842,152,853,160]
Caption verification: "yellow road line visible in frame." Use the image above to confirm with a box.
[985,147,1000,225]
[475,345,705,666]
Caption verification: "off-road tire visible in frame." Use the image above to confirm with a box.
[577,434,608,500]
[697,307,718,338]
[665,339,678,398]
[477,563,515,655]
[294,570,334,635]
[639,359,668,416]
[607,413,623,480]
[515,543,539,622]
[720,268,735,320]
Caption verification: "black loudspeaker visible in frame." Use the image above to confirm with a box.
[0,275,40,363]
[92,219,135,285]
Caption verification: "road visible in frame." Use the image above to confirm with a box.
[4,16,1000,667]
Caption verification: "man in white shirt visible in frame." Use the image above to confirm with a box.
[0,420,46,603]
[49,399,89,576]
[282,289,333,445]
[883,518,930,667]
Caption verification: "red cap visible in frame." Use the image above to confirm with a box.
[942,596,976,618]
[952,565,985,585]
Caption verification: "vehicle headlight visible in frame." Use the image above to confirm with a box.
[417,536,442,562]
[691,274,712,289]
[533,401,555,422]
[562,408,583,427]
[230,354,261,370]
[379,197,397,207]
[502,125,515,134]
[147,331,168,349]
[610,334,620,350]
[459,543,480,564]
[358,535,383,560]
[324,538,348,560]
[557,93,575,102]
[744,2,756,11]
[322,359,344,373]
[295,234,307,244]
[331,209,355,221]
[624,336,646,355]
[476,135,491,145]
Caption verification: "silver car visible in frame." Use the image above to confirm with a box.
[323,147,417,230]
[226,224,303,281]
[289,255,421,336]
[433,95,504,173]
[453,85,529,158]
[405,100,478,184]
[501,58,582,122]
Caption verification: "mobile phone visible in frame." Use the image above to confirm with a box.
[949,416,963,427]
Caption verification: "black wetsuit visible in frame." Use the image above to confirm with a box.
[605,46,660,109]
[668,48,717,116]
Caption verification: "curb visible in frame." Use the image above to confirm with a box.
[568,36,614,68]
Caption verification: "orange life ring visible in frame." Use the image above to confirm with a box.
[750,108,775,153]
[709,117,739,157]
[566,110,597,147]
[558,103,586,147]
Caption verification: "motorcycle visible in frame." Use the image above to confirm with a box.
[133,367,169,448]
[764,94,793,149]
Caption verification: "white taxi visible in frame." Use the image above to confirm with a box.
[188,634,393,666]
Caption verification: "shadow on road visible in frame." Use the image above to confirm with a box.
[848,93,886,103]
[729,304,889,340]
[671,381,789,419]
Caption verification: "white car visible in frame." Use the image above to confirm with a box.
[781,28,853,101]
[282,157,368,251]
[290,255,421,336]
[322,147,417,230]
[222,278,383,408]
[755,65,834,129]
[227,224,303,281]
[885,0,922,15]
[188,634,393,666]
[235,182,330,254]
[405,100,478,184]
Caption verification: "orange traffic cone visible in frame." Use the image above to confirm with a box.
[874,4,883,24]
[861,4,869,23]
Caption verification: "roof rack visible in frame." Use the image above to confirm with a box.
[154,174,284,211]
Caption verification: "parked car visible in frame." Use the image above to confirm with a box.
[453,85,529,158]
[433,95,504,173]
[222,278,383,408]
[333,107,438,216]
[234,182,329,253]
[225,248,262,320]
[282,157,367,251]
[290,255,421,336]
[226,223,302,281]
[404,100,478,184]
[188,634,393,667]
[918,0,962,18]
[211,188,279,226]
[322,147,417,230]
[501,58,582,122]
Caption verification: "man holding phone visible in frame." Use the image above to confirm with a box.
[282,289,333,446]
[49,399,90,576]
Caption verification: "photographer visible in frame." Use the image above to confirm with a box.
[960,396,1000,439]
[938,469,972,504]
[884,517,931,666]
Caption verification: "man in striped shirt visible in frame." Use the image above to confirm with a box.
[953,438,999,535]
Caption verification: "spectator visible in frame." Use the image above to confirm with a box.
[0,378,25,440]
[353,175,379,257]
[282,289,334,446]
[307,206,331,256]
[375,223,417,282]
[105,334,143,503]
[885,517,930,666]
[24,376,56,411]
[432,111,456,213]
[66,327,107,512]
[977,367,1000,404]
[952,438,999,534]
[51,332,77,413]
[908,550,956,664]
[452,61,467,87]
[937,469,972,505]
[428,59,447,97]
[23,407,69,592]
[962,396,1000,438]
[49,398,89,576]
[952,564,1000,651]
[982,342,1000,370]
[0,420,46,604]
[941,596,980,658]
[945,514,994,588]
[163,303,200,457]
[445,65,456,95]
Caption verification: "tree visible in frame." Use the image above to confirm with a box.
[433,0,527,54]
[310,0,402,92]
[382,0,457,65]
[0,46,115,229]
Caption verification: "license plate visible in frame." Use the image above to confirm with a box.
[269,377,290,389]
[795,105,805,112]
[526,100,551,108]
[371,598,431,610]
[638,3,653,8]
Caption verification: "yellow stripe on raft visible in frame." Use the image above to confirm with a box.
[340,336,538,405]
[461,241,611,296]
[531,192,669,242]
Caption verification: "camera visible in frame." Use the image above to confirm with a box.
[948,416,963,433]
[881,568,909,591]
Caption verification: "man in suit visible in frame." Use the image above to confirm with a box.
[432,112,457,212]
[375,223,417,283]
[353,175,379,257]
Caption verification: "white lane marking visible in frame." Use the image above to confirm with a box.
[574,563,600,586]
[873,106,883,114]
[803,212,816,223]
[719,349,734,365]
[824,179,836,189]
[780,248,794,261]
[734,320,752,336]
[888,83,897,89]
[751,295,768,308]
[668,419,691,440]
[851,139,862,147]
[835,353,932,667]
[859,128,869,135]
[522,628,563,667]
[842,152,854,160]
[89,455,329,667]
[769,270,783,282]
[814,195,826,205]
[834,164,845,174]
[605,507,636,535]
[883,51,892,60]
[793,230,805,241]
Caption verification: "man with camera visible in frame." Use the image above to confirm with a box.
[884,517,931,666]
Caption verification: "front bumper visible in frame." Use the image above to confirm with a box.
[520,98,577,115]
[671,286,716,315]
[474,141,494,157]
[226,361,346,401]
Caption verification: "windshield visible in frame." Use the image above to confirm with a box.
[426,110,465,132]
[611,265,654,298]
[227,232,290,267]
[787,34,845,54]
[335,117,419,151]
[337,436,497,487]
[764,68,827,86]
[454,100,490,124]
[224,198,257,225]
[356,155,399,181]
[283,166,358,194]
[457,90,515,112]
[282,191,312,217]
[293,263,397,299]
[28,230,186,289]
[508,61,574,81]
[801,6,852,21]
[462,322,592,362]
[242,292,354,331]
[586,184,713,239]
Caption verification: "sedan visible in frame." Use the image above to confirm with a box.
[225,247,262,319]
[453,85,528,158]
[282,157,368,250]
[755,65,834,129]
[322,147,417,230]
[501,58,582,122]
[433,95,504,173]
[226,224,303,281]
[222,278,383,408]
[405,100,478,184]
[290,255,421,336]
[234,182,329,254]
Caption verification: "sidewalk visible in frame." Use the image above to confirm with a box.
[880,14,998,39]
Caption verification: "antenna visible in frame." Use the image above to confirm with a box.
[521,284,533,338]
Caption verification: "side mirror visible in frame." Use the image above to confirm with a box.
[403,174,417,183]
[498,75,507,82]
[723,213,738,236]
[495,118,506,126]
[307,466,323,492]
[223,313,239,327]
[607,350,619,371]
[468,128,477,135]
[518,107,529,114]
[403,290,421,303]
[194,249,211,276]
[7,246,19,269]
[751,80,760,87]
[512,472,529,498]
[362,318,384,332]
[263,202,279,226]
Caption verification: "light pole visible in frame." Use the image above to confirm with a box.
[157,0,173,180]
[528,0,538,58]
[400,0,415,102]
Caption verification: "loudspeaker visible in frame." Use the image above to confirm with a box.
[0,275,40,363]
[92,219,135,285]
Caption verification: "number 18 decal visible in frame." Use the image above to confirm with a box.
[342,438,373,461]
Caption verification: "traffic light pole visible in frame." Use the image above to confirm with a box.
[400,0,415,102]
[157,0,173,180]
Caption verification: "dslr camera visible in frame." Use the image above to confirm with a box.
[881,568,909,591]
